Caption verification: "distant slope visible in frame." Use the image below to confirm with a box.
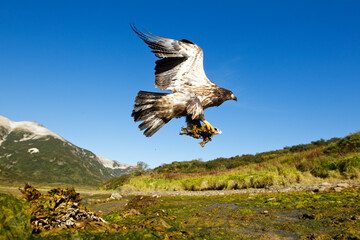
[103,132,360,191]
[97,155,134,177]
[0,116,133,186]
[153,137,342,174]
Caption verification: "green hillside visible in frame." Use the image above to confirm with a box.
[102,132,360,191]
[0,127,114,186]
[153,137,341,174]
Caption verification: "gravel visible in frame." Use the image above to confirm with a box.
[118,181,360,197]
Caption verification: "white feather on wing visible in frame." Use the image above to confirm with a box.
[131,25,215,93]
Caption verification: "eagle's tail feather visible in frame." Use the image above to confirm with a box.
[132,91,170,137]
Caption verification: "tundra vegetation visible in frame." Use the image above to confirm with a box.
[100,132,360,192]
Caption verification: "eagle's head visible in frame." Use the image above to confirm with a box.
[209,88,237,107]
[224,89,237,102]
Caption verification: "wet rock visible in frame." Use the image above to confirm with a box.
[336,183,350,188]
[314,186,329,192]
[334,187,344,192]
[265,197,276,203]
[109,192,122,200]
[320,182,332,186]
[299,213,315,220]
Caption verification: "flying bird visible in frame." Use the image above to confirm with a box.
[131,25,237,137]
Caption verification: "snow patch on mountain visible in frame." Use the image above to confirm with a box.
[0,115,64,143]
[96,155,133,170]
[28,148,39,154]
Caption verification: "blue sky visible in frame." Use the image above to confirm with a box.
[1,1,359,168]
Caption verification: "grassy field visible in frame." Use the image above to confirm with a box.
[101,132,360,192]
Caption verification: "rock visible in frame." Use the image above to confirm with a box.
[315,187,329,192]
[337,183,350,188]
[109,192,122,200]
[334,187,344,192]
[265,197,276,203]
[320,182,332,186]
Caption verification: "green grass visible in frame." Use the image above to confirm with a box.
[120,164,304,191]
[104,132,360,192]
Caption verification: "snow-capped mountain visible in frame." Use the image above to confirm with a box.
[97,155,133,170]
[0,115,64,144]
[0,115,133,186]
[96,155,134,177]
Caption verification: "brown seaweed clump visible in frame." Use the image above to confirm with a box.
[124,195,160,210]
[180,123,221,147]
[19,183,109,233]
[19,182,41,201]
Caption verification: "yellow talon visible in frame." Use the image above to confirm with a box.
[180,120,221,146]
[203,120,215,133]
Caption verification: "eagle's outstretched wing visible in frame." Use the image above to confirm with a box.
[131,25,215,92]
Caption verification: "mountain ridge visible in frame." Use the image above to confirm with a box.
[0,115,133,186]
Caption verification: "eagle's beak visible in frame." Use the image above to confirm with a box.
[231,94,237,101]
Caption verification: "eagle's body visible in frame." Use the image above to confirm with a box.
[131,26,237,137]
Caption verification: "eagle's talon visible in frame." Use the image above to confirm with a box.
[180,121,219,147]
[203,121,215,133]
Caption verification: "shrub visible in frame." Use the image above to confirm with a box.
[296,160,316,172]
[337,155,360,179]
[325,132,360,155]
[311,166,330,178]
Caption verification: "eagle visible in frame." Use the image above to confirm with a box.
[131,25,237,138]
